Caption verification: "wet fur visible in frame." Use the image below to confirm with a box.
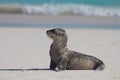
[46,28,105,71]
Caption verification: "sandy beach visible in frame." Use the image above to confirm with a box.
[0,14,120,80]
[0,14,120,25]
[0,27,120,80]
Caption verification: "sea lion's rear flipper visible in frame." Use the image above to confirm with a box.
[94,61,105,71]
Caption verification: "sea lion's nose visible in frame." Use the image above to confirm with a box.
[46,30,49,33]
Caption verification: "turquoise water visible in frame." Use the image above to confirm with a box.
[0,0,120,29]
[0,0,120,16]
[0,0,120,7]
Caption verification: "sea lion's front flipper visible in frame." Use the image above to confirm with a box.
[50,59,57,70]
[55,57,68,72]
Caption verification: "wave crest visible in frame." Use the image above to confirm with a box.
[0,4,120,16]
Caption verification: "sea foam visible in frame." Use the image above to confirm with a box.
[0,4,120,16]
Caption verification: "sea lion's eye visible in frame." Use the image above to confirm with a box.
[51,29,56,34]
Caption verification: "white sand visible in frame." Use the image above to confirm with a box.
[0,27,120,80]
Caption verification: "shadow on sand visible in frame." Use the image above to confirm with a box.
[0,68,50,71]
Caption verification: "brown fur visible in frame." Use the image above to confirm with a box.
[46,28,105,71]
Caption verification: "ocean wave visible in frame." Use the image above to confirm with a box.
[0,4,120,16]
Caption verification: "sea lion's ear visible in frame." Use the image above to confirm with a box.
[59,31,65,36]
[59,30,65,36]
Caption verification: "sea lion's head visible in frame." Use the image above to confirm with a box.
[46,28,68,42]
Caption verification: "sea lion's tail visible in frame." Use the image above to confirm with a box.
[95,60,105,71]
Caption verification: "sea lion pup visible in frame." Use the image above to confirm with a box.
[46,28,105,71]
